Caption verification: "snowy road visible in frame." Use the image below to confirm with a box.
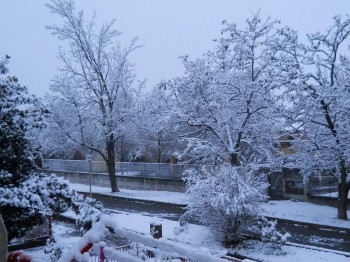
[80,192,350,253]
[277,220,350,252]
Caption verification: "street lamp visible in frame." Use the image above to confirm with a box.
[86,152,94,197]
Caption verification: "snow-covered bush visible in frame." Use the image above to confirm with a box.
[0,173,78,241]
[183,164,268,246]
[0,180,46,240]
[76,196,108,234]
[128,242,149,260]
[0,57,77,240]
[22,173,78,214]
[44,238,64,262]
[253,218,291,248]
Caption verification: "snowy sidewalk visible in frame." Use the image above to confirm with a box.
[70,183,350,229]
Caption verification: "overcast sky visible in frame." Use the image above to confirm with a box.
[1,0,350,97]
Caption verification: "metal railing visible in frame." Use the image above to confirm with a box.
[42,159,201,179]
[88,244,239,262]
[86,243,201,262]
[309,175,339,195]
[10,217,52,245]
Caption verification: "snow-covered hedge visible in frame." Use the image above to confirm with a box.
[0,172,77,241]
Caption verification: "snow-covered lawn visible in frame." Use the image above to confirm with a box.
[71,183,190,205]
[262,200,350,229]
[26,211,350,262]
[317,191,350,199]
[71,183,350,229]
[11,181,348,262]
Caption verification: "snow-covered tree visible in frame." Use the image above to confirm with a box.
[168,13,297,245]
[137,87,181,163]
[281,15,350,220]
[0,57,77,241]
[183,164,268,245]
[167,12,295,167]
[0,56,48,185]
[45,0,143,192]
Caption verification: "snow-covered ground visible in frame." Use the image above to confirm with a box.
[23,183,350,261]
[71,183,190,205]
[317,191,350,199]
[26,211,350,262]
[262,200,350,229]
[71,183,350,229]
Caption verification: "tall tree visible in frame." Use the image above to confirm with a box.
[0,56,76,241]
[167,13,294,167]
[45,0,142,192]
[137,87,180,163]
[282,15,350,220]
[166,14,297,244]
[0,56,47,185]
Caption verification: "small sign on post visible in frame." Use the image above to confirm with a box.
[150,222,162,239]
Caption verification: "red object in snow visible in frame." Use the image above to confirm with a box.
[99,246,105,262]
[80,243,93,254]
[7,251,32,262]
[71,243,94,262]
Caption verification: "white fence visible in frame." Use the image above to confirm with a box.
[42,159,201,179]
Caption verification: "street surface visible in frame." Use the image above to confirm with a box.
[81,192,350,253]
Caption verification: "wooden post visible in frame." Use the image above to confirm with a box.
[48,216,53,239]
[150,222,162,239]
[0,214,8,262]
[99,246,105,262]
[170,156,177,178]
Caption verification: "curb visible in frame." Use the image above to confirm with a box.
[285,241,350,257]
[265,216,350,233]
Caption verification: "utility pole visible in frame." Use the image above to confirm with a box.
[86,152,94,198]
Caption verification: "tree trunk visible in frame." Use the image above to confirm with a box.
[230,153,240,166]
[106,138,119,193]
[337,160,348,220]
[156,132,163,163]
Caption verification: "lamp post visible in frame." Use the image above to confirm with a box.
[86,153,94,198]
